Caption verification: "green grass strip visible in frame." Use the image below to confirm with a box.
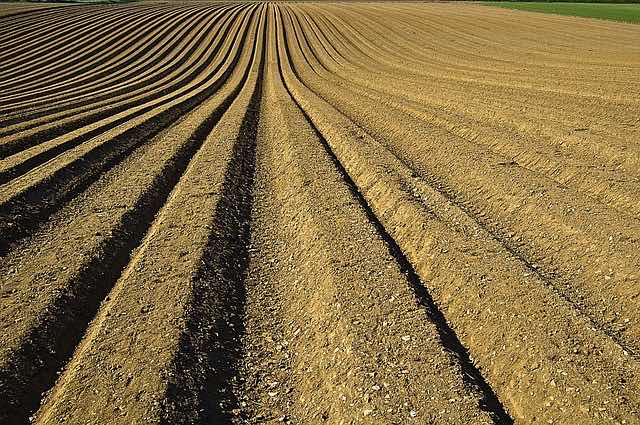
[482,2,640,23]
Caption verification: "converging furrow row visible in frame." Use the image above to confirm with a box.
[1,3,639,425]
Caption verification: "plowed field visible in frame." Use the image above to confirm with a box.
[1,2,639,424]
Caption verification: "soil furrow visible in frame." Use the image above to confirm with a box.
[293,82,511,424]
[278,7,640,422]
[0,6,220,117]
[30,9,265,424]
[0,6,120,56]
[310,5,640,177]
[0,6,255,255]
[297,7,640,219]
[0,7,260,423]
[0,6,152,81]
[0,6,205,107]
[0,5,238,160]
[0,6,236,152]
[284,6,640,357]
[0,5,151,48]
[0,4,70,22]
[0,5,169,65]
[0,5,176,70]
[1,3,638,423]
[232,9,494,424]
[276,10,509,423]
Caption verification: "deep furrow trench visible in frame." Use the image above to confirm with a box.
[283,2,640,360]
[281,71,512,424]
[0,6,262,423]
[0,7,238,155]
[274,12,510,423]
[0,6,257,254]
[0,3,638,425]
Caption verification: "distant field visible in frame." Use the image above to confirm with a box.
[1,0,131,3]
[484,2,640,23]
[1,2,640,425]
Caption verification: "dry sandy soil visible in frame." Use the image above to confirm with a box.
[0,2,639,424]
[0,2,67,18]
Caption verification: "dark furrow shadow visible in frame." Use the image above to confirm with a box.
[0,8,256,257]
[0,7,235,160]
[0,6,233,135]
[280,1,640,363]
[0,6,132,77]
[160,13,265,425]
[389,150,640,360]
[276,16,513,424]
[0,8,259,424]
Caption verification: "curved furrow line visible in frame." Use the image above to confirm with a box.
[0,5,114,48]
[0,6,209,96]
[386,8,639,115]
[0,4,247,176]
[0,10,239,172]
[0,5,236,129]
[0,6,241,161]
[297,10,349,68]
[290,3,640,356]
[318,4,640,152]
[0,4,70,22]
[297,5,640,205]
[295,7,640,219]
[0,3,638,424]
[279,5,640,423]
[0,5,155,79]
[402,12,596,73]
[307,7,400,72]
[0,6,262,424]
[0,5,255,255]
[0,5,225,113]
[0,4,168,58]
[0,3,148,34]
[417,5,640,64]
[364,9,534,78]
[309,5,509,77]
[298,4,635,195]
[310,6,450,78]
[0,6,203,103]
[322,3,637,102]
[245,8,499,423]
[276,7,510,424]
[309,5,517,95]
[313,5,539,84]
[0,7,72,31]
[0,6,188,92]
[318,2,640,132]
[350,7,581,82]
[334,4,640,96]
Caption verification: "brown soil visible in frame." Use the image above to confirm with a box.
[0,2,638,424]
